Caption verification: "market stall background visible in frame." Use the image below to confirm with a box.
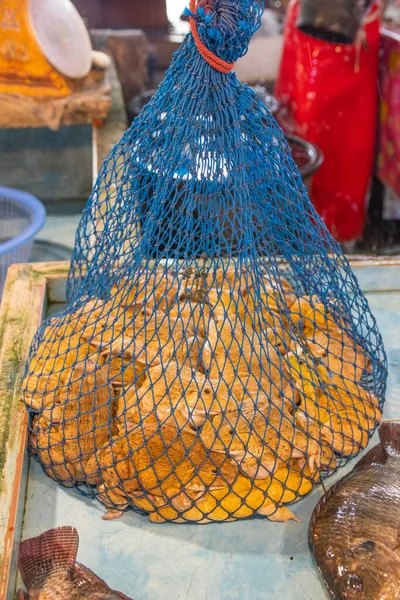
[0,2,400,599]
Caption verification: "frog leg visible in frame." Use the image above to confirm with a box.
[258,504,301,523]
[102,509,125,521]
[170,490,203,511]
[41,404,64,424]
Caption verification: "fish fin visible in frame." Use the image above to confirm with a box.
[72,563,133,599]
[19,527,78,591]
[115,591,134,599]
[354,443,387,471]
[379,421,400,458]
[16,590,30,600]
[350,540,377,557]
[72,562,111,592]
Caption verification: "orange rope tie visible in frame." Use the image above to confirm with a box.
[189,0,235,74]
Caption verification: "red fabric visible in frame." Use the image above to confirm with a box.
[377,25,400,198]
[275,0,381,242]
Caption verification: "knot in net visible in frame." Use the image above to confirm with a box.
[22,0,387,525]
[184,0,262,66]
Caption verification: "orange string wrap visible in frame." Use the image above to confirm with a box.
[189,0,235,74]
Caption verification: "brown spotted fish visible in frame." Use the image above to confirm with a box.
[310,421,400,600]
[18,526,133,600]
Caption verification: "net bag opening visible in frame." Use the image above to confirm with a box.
[23,0,387,524]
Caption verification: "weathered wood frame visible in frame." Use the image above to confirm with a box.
[1,256,400,598]
[0,262,68,599]
[0,55,128,596]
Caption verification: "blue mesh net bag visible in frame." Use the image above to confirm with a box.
[23,0,387,524]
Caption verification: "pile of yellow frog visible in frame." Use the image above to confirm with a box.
[23,265,381,524]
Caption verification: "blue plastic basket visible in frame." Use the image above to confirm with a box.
[0,186,46,294]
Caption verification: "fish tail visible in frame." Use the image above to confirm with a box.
[19,527,79,591]
[379,421,400,458]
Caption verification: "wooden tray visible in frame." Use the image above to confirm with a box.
[1,258,399,600]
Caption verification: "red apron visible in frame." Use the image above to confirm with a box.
[275,0,381,242]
